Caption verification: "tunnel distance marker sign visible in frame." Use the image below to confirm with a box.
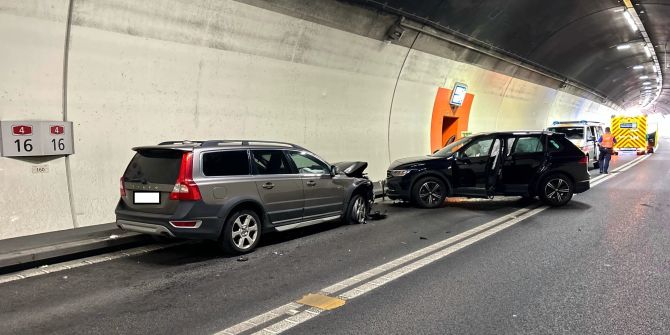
[0,121,74,157]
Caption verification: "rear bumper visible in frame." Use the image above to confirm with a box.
[117,220,176,237]
[115,206,223,240]
[574,180,590,194]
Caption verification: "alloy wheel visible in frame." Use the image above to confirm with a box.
[352,196,367,224]
[419,181,442,206]
[231,214,258,250]
[544,178,570,203]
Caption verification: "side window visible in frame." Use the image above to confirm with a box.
[251,150,293,175]
[463,138,494,158]
[547,138,563,153]
[288,152,330,174]
[589,127,597,140]
[512,136,544,154]
[202,150,250,176]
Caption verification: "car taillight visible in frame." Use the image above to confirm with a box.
[120,177,126,197]
[169,220,201,228]
[169,152,202,201]
[578,156,588,165]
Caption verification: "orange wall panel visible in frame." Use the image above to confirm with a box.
[430,88,474,153]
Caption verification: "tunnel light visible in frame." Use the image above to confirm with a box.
[642,82,651,85]
[645,44,652,58]
[633,65,644,70]
[640,75,649,79]
[623,10,638,32]
[617,44,631,50]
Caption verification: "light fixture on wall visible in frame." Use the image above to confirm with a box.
[617,44,631,50]
[623,10,638,32]
[640,75,649,79]
[633,65,644,70]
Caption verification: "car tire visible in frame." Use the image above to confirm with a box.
[539,174,573,207]
[343,193,368,225]
[412,176,447,209]
[220,210,262,254]
[593,159,599,169]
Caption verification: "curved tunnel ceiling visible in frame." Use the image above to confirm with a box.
[347,0,668,114]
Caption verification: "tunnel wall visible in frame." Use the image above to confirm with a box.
[0,0,617,239]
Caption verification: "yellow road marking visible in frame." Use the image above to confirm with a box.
[297,293,345,310]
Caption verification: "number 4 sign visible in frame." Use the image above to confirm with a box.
[0,121,74,157]
[12,125,33,136]
[50,125,65,135]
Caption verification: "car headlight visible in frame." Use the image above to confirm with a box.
[389,169,412,177]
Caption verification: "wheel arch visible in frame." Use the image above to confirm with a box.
[411,171,453,198]
[216,197,268,238]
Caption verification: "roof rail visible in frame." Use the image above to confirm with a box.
[551,120,604,125]
[200,140,305,150]
[158,140,204,145]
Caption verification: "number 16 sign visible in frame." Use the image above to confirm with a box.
[0,121,74,157]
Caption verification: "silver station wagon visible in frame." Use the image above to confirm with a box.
[116,140,373,254]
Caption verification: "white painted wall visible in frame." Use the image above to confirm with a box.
[0,0,618,239]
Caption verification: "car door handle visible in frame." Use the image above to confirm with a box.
[262,182,275,189]
[306,181,317,187]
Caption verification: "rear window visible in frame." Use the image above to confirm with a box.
[548,127,584,140]
[123,150,182,184]
[202,150,250,176]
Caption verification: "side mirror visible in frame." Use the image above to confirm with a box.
[330,165,338,176]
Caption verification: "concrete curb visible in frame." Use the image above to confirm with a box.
[0,232,147,270]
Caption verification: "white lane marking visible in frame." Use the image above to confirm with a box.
[0,242,186,284]
[215,302,302,335]
[225,153,652,335]
[591,155,649,187]
[319,205,537,294]
[337,206,548,301]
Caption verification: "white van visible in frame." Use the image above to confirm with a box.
[546,121,605,169]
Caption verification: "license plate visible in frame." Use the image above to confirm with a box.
[134,192,160,204]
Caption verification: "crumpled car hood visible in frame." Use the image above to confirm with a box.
[333,161,368,178]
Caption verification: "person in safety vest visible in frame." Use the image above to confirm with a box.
[598,127,617,174]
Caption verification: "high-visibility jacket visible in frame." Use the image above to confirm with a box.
[601,133,615,148]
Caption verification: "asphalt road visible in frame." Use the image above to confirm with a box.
[0,148,664,335]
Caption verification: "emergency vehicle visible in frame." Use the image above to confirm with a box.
[611,115,648,155]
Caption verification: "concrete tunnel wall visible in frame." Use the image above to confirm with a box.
[0,0,618,239]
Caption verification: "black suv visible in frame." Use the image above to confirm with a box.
[386,132,590,208]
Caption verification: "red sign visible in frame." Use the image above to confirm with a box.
[11,125,32,136]
[50,125,65,135]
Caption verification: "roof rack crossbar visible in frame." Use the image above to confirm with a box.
[200,140,305,150]
[158,140,204,145]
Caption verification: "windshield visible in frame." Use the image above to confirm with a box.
[432,137,472,157]
[547,127,584,140]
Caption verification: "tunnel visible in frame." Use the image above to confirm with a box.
[0,0,669,334]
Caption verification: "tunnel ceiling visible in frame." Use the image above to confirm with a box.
[347,0,669,114]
